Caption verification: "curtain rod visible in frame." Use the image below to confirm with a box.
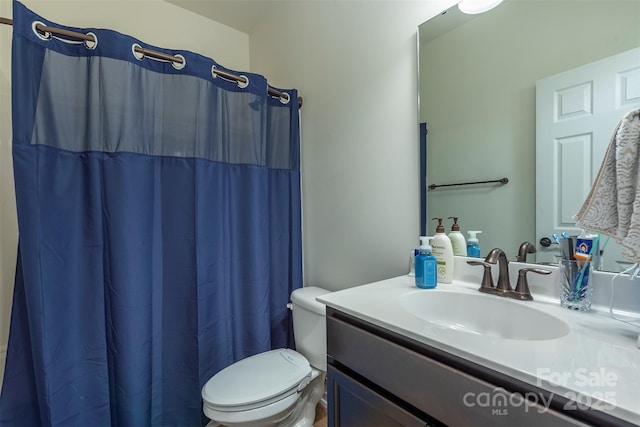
[0,17,303,108]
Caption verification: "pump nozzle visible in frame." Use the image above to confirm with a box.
[448,216,461,231]
[419,236,433,250]
[432,217,445,233]
[467,230,482,242]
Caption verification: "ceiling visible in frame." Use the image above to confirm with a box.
[164,0,274,34]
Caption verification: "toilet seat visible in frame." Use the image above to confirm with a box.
[202,348,312,412]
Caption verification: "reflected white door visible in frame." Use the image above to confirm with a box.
[536,47,640,271]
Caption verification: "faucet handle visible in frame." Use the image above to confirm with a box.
[516,241,537,262]
[511,268,552,301]
[467,260,495,294]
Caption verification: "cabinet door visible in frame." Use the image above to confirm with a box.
[327,365,433,427]
[327,313,590,426]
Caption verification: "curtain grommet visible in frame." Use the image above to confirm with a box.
[84,32,98,50]
[132,43,144,61]
[237,75,249,89]
[211,65,218,79]
[279,92,291,105]
[32,21,51,41]
[172,54,186,70]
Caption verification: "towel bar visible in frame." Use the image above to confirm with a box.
[428,177,509,190]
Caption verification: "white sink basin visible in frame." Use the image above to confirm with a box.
[399,290,570,341]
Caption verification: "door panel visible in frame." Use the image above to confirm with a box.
[536,47,640,270]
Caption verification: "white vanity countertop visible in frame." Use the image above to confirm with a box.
[317,275,640,425]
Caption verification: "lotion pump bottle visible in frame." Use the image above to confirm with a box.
[415,236,437,289]
[467,231,482,258]
[447,216,467,256]
[431,218,454,283]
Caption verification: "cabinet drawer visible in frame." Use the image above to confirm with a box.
[327,315,586,427]
[327,365,431,427]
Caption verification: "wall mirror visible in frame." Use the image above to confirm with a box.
[418,0,640,272]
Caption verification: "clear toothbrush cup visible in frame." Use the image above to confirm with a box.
[559,259,593,311]
[408,250,416,277]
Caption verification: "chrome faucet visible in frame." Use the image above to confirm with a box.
[516,241,536,262]
[484,248,512,294]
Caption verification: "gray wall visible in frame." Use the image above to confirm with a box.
[420,0,640,260]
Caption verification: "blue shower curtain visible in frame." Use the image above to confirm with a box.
[0,3,302,426]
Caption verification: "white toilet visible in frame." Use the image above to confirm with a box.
[202,286,331,427]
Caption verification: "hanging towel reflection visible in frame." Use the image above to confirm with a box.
[574,108,640,262]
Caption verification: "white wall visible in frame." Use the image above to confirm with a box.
[0,0,249,390]
[249,1,457,291]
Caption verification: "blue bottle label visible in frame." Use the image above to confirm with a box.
[415,253,437,289]
[467,244,481,258]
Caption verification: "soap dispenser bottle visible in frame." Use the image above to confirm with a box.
[447,216,467,256]
[415,236,437,289]
[431,218,454,283]
[467,231,482,258]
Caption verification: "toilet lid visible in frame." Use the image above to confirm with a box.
[202,348,312,411]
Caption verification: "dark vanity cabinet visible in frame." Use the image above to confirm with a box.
[326,307,630,427]
[327,365,430,427]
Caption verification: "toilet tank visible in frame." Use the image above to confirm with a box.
[290,286,331,371]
